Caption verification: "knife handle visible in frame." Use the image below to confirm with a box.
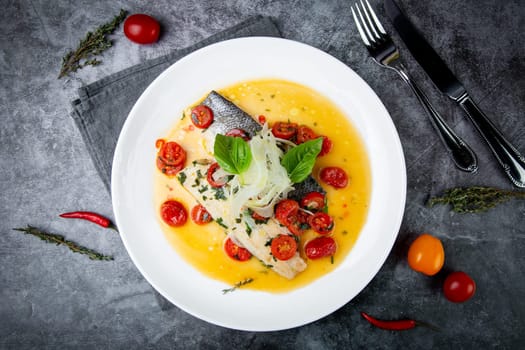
[394,66,478,172]
[458,94,525,188]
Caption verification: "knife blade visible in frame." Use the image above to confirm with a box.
[384,0,525,188]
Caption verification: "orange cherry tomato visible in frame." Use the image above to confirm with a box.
[407,233,445,276]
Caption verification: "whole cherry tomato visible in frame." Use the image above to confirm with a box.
[443,271,476,303]
[123,14,160,44]
[305,236,337,259]
[190,204,212,225]
[224,237,252,261]
[407,233,445,276]
[191,105,214,129]
[271,234,298,261]
[320,167,348,188]
[160,200,187,227]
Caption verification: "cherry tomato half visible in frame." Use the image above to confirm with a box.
[225,128,250,141]
[123,14,160,44]
[258,115,267,124]
[275,199,300,226]
[320,167,348,189]
[271,122,298,139]
[271,235,298,261]
[296,125,317,144]
[300,191,326,212]
[156,141,186,176]
[305,236,337,259]
[191,105,214,129]
[443,271,476,303]
[207,162,226,188]
[160,200,188,227]
[318,136,333,156]
[224,237,252,261]
[190,204,212,225]
[407,233,445,276]
[285,213,308,236]
[308,212,334,235]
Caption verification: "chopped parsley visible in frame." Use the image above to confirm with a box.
[245,222,252,236]
[213,187,227,200]
[215,217,228,229]
[198,185,208,193]
[177,171,187,185]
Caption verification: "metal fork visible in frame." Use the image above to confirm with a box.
[351,0,478,172]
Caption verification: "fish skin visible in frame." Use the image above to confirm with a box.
[202,91,262,138]
[201,91,325,199]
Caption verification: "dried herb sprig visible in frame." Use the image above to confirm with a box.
[428,186,525,213]
[13,225,113,261]
[58,9,127,78]
[222,278,254,294]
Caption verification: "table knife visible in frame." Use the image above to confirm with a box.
[384,0,525,188]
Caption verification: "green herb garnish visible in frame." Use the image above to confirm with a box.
[215,217,228,229]
[281,138,323,183]
[13,226,113,261]
[58,9,127,78]
[428,186,525,213]
[245,222,252,236]
[213,134,252,176]
[177,172,187,185]
[222,278,254,294]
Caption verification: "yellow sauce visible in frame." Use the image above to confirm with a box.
[154,79,371,293]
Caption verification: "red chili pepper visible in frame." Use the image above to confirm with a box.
[59,211,117,231]
[361,312,416,331]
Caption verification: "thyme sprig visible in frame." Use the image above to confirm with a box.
[58,9,127,78]
[428,186,525,213]
[222,278,254,294]
[13,226,113,261]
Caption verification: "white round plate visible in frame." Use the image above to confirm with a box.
[112,37,406,331]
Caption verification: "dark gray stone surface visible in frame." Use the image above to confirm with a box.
[1,0,524,348]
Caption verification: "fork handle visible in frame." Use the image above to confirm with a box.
[394,66,478,172]
[457,93,525,188]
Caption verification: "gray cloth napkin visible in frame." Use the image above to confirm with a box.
[70,16,281,193]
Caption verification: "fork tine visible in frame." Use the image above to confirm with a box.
[351,7,371,46]
[354,3,375,44]
[363,0,386,35]
[359,0,380,40]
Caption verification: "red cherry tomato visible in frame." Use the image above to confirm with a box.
[308,212,334,235]
[225,128,250,141]
[224,237,252,261]
[207,162,226,188]
[258,115,267,124]
[156,141,186,176]
[160,200,187,227]
[191,105,214,129]
[123,14,160,44]
[320,167,348,188]
[300,191,326,212]
[318,136,333,156]
[271,122,298,139]
[271,235,298,261]
[296,125,317,144]
[251,211,268,223]
[285,213,307,236]
[190,204,212,225]
[305,236,337,259]
[443,271,476,303]
[275,199,300,225]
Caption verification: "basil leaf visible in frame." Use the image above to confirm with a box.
[281,137,323,183]
[214,134,252,175]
